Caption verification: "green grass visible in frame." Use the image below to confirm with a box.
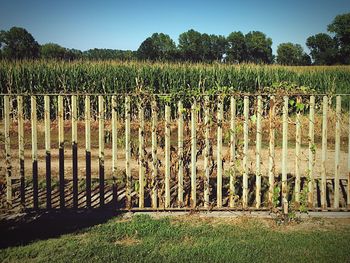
[1,215,350,263]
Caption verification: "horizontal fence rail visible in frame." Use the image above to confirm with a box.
[0,93,349,212]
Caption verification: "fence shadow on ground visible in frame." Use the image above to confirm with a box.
[0,207,121,249]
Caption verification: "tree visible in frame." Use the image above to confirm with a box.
[276,42,311,65]
[306,33,338,65]
[328,12,350,64]
[178,29,203,61]
[245,31,273,64]
[210,34,227,61]
[40,43,67,59]
[0,27,39,59]
[226,31,246,63]
[137,33,176,60]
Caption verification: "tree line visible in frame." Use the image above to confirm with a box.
[0,12,349,65]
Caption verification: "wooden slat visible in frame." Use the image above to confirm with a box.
[217,97,223,208]
[268,96,275,206]
[125,96,131,209]
[229,96,236,208]
[204,97,210,208]
[243,96,249,208]
[44,95,51,209]
[17,96,25,206]
[334,96,341,209]
[58,95,65,209]
[295,96,302,206]
[139,101,145,208]
[85,96,91,208]
[72,95,78,208]
[4,96,12,204]
[321,96,328,210]
[178,101,184,207]
[31,96,38,209]
[151,100,158,208]
[191,100,197,207]
[112,96,118,207]
[98,95,105,207]
[282,96,288,214]
[308,96,315,207]
[255,96,262,208]
[165,104,171,208]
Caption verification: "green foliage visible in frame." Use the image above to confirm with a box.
[327,12,350,64]
[226,31,246,63]
[137,33,177,61]
[306,33,338,65]
[277,42,311,66]
[245,31,273,64]
[0,27,40,59]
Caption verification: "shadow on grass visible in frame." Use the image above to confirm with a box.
[0,208,122,249]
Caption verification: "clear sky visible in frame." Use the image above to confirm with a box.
[1,0,349,54]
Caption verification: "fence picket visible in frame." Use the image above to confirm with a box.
[217,97,223,208]
[151,100,158,208]
[58,95,65,209]
[334,96,341,209]
[18,96,25,206]
[139,102,145,208]
[72,95,78,208]
[125,96,131,209]
[85,96,91,208]
[256,96,262,208]
[295,96,302,206]
[44,96,51,209]
[178,101,184,207]
[243,96,249,208]
[191,100,197,208]
[4,96,12,205]
[204,97,210,208]
[98,96,105,207]
[229,97,236,208]
[308,96,315,207]
[268,96,275,206]
[321,96,328,210]
[31,96,38,209]
[282,96,288,214]
[165,104,171,208]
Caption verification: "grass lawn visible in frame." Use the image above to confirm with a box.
[1,214,350,263]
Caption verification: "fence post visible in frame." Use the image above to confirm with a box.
[18,96,25,206]
[4,96,12,205]
[255,96,262,208]
[268,96,276,206]
[44,95,51,209]
[165,104,171,208]
[243,96,249,208]
[308,96,315,208]
[58,95,65,209]
[139,101,145,208]
[191,100,197,208]
[229,96,236,208]
[31,96,38,209]
[295,96,302,206]
[217,96,223,208]
[112,96,118,206]
[334,96,341,209]
[98,96,105,207]
[178,101,184,207]
[321,96,328,210]
[72,95,78,208]
[204,97,210,208]
[151,100,158,208]
[85,96,91,208]
[125,96,131,209]
[282,96,289,214]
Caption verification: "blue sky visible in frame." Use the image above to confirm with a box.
[0,0,349,54]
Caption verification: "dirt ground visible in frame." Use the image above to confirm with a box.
[0,146,348,180]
